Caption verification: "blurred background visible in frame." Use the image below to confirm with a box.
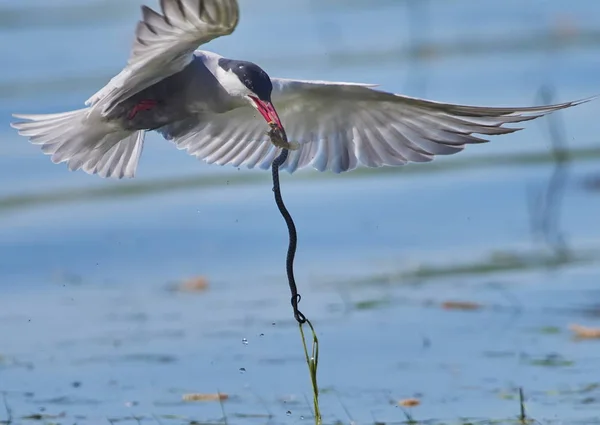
[1,0,600,424]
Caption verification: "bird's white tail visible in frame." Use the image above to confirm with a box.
[11,108,145,179]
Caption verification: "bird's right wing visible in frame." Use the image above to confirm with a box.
[160,78,594,173]
[86,0,239,116]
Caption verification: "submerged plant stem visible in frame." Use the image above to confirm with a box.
[299,319,321,424]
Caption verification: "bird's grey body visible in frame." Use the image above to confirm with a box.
[11,0,596,179]
[107,52,235,132]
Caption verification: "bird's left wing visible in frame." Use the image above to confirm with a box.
[158,106,283,170]
[162,78,594,173]
[86,0,239,115]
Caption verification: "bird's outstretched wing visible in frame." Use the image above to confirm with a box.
[161,78,595,173]
[86,0,239,116]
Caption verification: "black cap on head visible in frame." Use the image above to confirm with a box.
[218,58,273,102]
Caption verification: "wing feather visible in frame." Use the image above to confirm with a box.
[158,79,595,173]
[85,0,238,115]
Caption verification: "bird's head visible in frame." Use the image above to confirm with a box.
[217,58,283,132]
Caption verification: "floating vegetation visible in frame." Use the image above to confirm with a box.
[336,247,599,288]
[182,393,229,402]
[441,301,483,311]
[526,354,574,368]
[569,324,600,340]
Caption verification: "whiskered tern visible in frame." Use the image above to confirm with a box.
[11,0,594,179]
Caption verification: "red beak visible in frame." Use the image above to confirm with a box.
[250,96,283,130]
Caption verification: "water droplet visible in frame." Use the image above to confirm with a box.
[241,338,248,345]
[286,411,292,416]
[272,322,276,326]
[300,416,304,420]
[239,367,246,373]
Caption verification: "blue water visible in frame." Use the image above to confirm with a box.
[1,1,600,424]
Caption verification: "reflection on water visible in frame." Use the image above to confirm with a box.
[1,0,600,424]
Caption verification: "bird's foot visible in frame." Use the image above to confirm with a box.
[128,99,157,120]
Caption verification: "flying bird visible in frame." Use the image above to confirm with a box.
[11,0,595,178]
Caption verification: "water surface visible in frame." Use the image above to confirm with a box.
[1,1,600,424]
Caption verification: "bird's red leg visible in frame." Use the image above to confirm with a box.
[128,99,158,120]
